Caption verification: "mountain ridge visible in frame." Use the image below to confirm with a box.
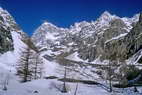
[32,10,141,63]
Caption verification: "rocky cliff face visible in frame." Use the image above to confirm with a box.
[104,13,142,62]
[75,12,139,62]
[125,13,142,58]
[0,7,14,53]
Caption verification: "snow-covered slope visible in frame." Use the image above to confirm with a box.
[0,7,27,72]
[0,31,26,66]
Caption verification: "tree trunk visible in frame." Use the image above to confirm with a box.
[74,83,78,95]
[62,66,67,93]
[108,61,112,92]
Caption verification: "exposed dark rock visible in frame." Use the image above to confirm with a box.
[0,21,13,53]
[104,13,142,61]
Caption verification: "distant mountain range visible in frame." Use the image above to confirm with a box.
[32,11,142,64]
[0,6,142,65]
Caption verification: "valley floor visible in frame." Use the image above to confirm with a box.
[0,52,142,95]
[0,71,142,95]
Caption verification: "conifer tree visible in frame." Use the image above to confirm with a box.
[17,47,33,82]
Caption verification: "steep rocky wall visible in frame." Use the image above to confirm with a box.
[0,15,14,53]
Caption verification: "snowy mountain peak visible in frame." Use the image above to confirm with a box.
[70,21,91,30]
[0,7,10,18]
[0,6,4,11]
[42,21,57,28]
[132,13,140,22]
[99,11,116,21]
[95,11,118,27]
[34,21,60,35]
[122,13,139,22]
[121,13,140,30]
[101,11,112,18]
[0,6,21,32]
[0,7,7,13]
[32,21,65,48]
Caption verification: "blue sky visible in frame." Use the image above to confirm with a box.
[0,0,142,35]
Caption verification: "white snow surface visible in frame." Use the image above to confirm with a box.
[65,52,85,62]
[105,33,128,43]
[127,49,142,66]
[42,59,60,77]
[0,31,26,66]
[0,76,112,95]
